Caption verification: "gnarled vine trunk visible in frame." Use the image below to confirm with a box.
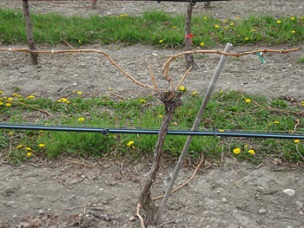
[139,91,182,226]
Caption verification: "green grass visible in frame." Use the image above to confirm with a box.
[297,57,304,64]
[0,90,303,164]
[0,8,304,47]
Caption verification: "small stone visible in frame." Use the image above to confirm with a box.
[272,158,282,165]
[295,201,303,209]
[222,197,228,203]
[283,189,295,196]
[6,201,15,207]
[38,209,45,216]
[13,214,18,219]
[256,186,265,193]
[129,216,136,222]
[258,209,267,214]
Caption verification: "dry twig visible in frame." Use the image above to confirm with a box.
[175,65,192,90]
[17,101,52,116]
[148,64,158,91]
[152,152,205,201]
[136,203,145,228]
[292,118,300,133]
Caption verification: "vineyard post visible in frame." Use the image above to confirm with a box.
[92,0,97,9]
[184,1,195,70]
[22,0,38,65]
[204,1,211,7]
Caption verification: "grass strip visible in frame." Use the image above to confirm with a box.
[0,9,303,47]
[0,90,303,164]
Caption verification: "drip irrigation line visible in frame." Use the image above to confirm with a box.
[0,123,303,139]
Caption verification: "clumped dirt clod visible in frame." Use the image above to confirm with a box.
[0,1,304,227]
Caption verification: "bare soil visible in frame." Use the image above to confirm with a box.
[0,1,303,227]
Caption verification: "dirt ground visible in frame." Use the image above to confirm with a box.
[0,1,304,227]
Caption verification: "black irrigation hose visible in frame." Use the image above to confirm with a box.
[0,123,303,139]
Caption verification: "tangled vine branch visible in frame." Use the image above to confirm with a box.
[162,47,300,81]
[0,47,300,94]
[0,47,154,91]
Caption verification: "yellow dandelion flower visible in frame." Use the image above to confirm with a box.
[302,101,304,106]
[0,90,3,95]
[244,37,249,41]
[276,20,282,24]
[214,24,220,29]
[38,143,45,148]
[230,22,235,26]
[294,139,300,144]
[0,101,3,106]
[273,120,280,124]
[291,16,295,21]
[78,117,85,122]
[140,99,146,104]
[192,91,198,97]
[127,141,134,147]
[25,147,32,151]
[233,148,241,155]
[78,39,82,43]
[203,16,208,20]
[251,29,256,32]
[235,16,240,20]
[27,95,35,99]
[200,42,205,47]
[172,26,177,29]
[291,30,296,34]
[6,97,13,103]
[8,131,14,136]
[178,85,186,91]
[218,129,225,132]
[119,13,128,18]
[26,152,32,157]
[77,91,83,95]
[248,149,255,155]
[244,144,248,148]
[16,144,23,149]
[59,98,70,104]
[159,39,164,44]
[5,103,11,107]
[245,98,251,103]
[158,114,163,119]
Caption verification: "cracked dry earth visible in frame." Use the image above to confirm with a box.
[0,0,304,227]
